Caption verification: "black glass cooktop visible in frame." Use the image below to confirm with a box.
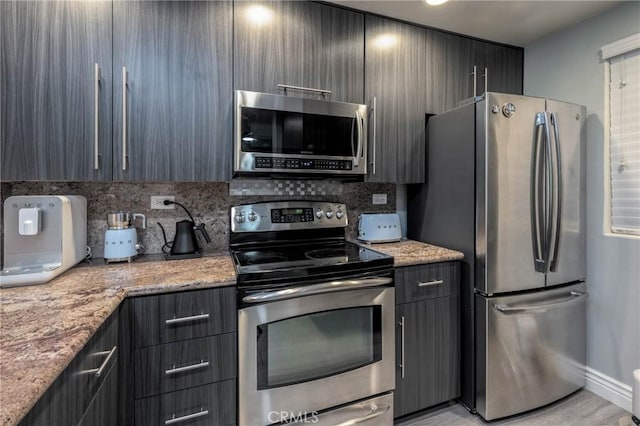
[232,241,393,286]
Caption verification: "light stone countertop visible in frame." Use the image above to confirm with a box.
[0,239,461,426]
[355,239,464,267]
[0,253,236,426]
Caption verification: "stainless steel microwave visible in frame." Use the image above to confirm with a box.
[234,90,368,177]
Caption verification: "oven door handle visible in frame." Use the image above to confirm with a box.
[242,277,393,303]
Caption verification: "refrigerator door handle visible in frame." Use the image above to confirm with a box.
[494,291,587,314]
[532,113,546,272]
[549,112,562,271]
[542,111,554,273]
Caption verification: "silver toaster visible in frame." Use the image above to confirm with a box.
[358,213,402,243]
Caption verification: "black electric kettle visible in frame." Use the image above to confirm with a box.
[157,201,211,260]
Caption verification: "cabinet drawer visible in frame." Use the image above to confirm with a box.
[135,380,236,426]
[133,287,236,347]
[135,333,237,399]
[20,310,119,426]
[395,262,460,304]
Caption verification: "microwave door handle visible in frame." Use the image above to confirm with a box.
[351,112,357,163]
[357,110,364,162]
[352,111,362,167]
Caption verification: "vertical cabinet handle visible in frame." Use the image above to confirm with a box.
[94,63,100,170]
[370,96,377,175]
[398,316,405,379]
[483,67,488,94]
[472,65,477,98]
[122,66,128,171]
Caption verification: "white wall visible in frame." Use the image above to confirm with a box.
[524,0,640,399]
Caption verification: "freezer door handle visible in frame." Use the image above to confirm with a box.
[494,291,587,314]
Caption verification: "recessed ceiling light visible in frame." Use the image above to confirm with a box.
[426,0,448,5]
[246,5,273,25]
[373,34,398,49]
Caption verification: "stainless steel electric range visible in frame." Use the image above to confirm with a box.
[230,201,395,426]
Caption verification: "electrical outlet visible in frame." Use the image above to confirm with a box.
[150,196,175,209]
[372,193,387,205]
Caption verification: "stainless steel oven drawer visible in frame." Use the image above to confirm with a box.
[395,262,460,304]
[134,333,237,399]
[133,287,236,347]
[287,392,394,426]
[134,380,236,426]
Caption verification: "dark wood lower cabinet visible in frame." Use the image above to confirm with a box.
[19,311,119,426]
[134,380,236,426]
[77,360,119,426]
[394,263,460,416]
[134,333,237,399]
[394,282,460,417]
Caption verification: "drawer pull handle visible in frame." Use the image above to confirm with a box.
[417,279,443,287]
[165,408,209,425]
[80,346,117,377]
[165,360,209,375]
[165,313,209,325]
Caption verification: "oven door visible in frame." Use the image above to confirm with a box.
[238,286,394,426]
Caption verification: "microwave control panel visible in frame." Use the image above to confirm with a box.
[254,157,352,171]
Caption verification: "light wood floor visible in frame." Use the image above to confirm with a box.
[395,390,633,426]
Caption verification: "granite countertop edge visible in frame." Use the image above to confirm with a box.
[0,240,462,426]
[0,252,237,426]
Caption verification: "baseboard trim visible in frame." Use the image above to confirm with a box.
[584,366,633,412]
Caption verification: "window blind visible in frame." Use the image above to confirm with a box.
[608,43,640,236]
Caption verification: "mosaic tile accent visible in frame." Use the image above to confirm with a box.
[229,179,342,196]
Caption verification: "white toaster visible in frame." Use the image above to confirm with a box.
[358,213,402,243]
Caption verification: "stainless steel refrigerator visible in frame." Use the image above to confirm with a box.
[408,92,587,420]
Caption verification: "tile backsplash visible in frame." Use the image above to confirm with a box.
[1,181,395,260]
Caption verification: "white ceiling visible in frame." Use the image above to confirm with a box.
[326,0,624,46]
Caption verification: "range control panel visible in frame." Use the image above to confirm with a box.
[231,201,347,233]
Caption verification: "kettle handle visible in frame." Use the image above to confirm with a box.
[133,213,146,229]
[195,223,211,244]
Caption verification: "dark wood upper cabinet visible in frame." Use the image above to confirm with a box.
[112,0,233,181]
[1,0,522,183]
[365,15,427,184]
[1,0,113,181]
[426,30,475,113]
[234,0,365,104]
[477,41,524,95]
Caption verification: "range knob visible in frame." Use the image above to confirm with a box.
[315,209,324,219]
[325,210,334,219]
[335,210,344,220]
[235,213,245,224]
[248,211,257,222]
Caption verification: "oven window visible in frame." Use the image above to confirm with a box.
[241,107,355,157]
[256,306,382,389]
